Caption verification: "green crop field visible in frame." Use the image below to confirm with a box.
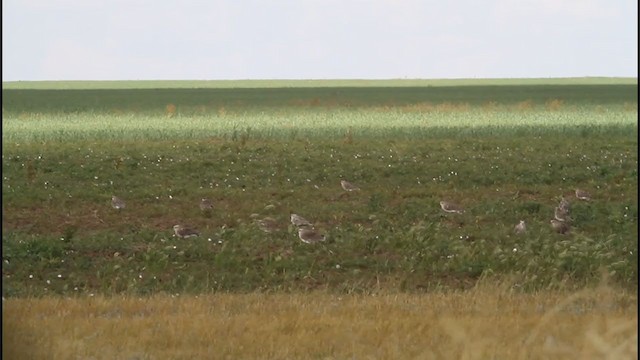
[2,78,637,296]
[2,78,638,359]
[2,79,638,142]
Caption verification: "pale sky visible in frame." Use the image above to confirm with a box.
[2,0,637,81]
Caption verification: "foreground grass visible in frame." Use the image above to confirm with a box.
[3,282,637,359]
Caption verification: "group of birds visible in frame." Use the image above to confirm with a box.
[110,179,362,243]
[289,213,327,244]
[287,180,362,243]
[524,188,590,235]
[546,188,590,234]
[111,183,592,243]
[440,188,592,236]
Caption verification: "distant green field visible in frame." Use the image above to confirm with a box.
[2,79,637,115]
[3,77,637,89]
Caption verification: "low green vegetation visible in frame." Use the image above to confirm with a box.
[2,108,637,142]
[2,79,637,297]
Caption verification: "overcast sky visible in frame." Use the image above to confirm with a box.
[2,0,637,81]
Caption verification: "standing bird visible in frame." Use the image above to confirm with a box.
[575,189,591,201]
[550,219,570,234]
[173,225,200,238]
[514,220,527,235]
[554,206,570,222]
[558,196,571,212]
[297,227,326,244]
[440,201,465,214]
[111,195,126,210]
[199,198,214,212]
[340,179,360,192]
[290,213,313,227]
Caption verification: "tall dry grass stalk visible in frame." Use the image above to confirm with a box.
[165,103,177,118]
[545,98,565,111]
[3,282,637,359]
[398,101,472,113]
[514,99,534,111]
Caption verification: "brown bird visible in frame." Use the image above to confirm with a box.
[199,198,214,212]
[290,213,313,227]
[340,179,360,191]
[558,196,571,212]
[297,227,326,244]
[550,219,570,234]
[173,225,200,238]
[554,206,571,222]
[440,201,464,214]
[514,220,527,235]
[575,189,591,201]
[111,195,126,210]
[256,217,279,233]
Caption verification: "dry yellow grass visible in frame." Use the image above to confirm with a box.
[165,103,176,117]
[3,283,637,359]
[545,98,565,111]
[397,101,472,113]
